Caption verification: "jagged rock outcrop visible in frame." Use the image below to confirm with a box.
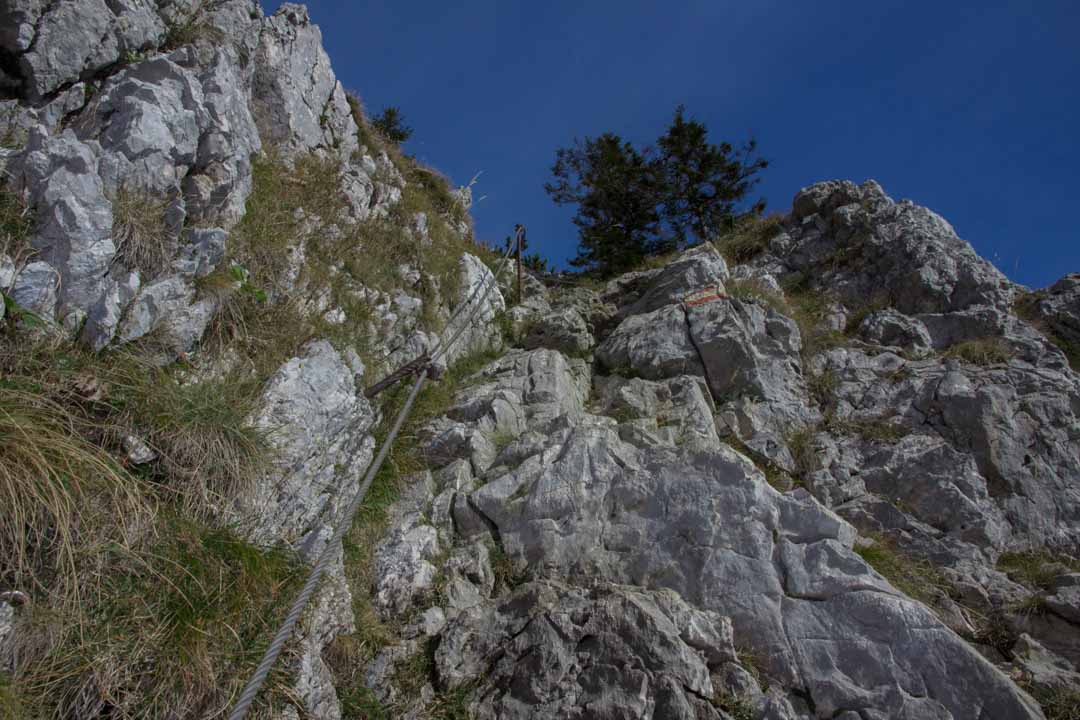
[365,180,1080,719]
[4,0,1078,717]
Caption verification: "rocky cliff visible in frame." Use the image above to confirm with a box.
[1,3,1079,720]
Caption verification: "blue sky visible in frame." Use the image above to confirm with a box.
[263,1,1078,288]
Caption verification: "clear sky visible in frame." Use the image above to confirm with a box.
[263,1,1078,289]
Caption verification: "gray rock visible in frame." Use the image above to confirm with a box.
[0,598,14,671]
[522,305,592,355]
[10,260,59,318]
[251,4,358,158]
[1023,272,1080,364]
[0,0,46,56]
[241,340,377,552]
[372,473,440,616]
[597,303,704,380]
[122,434,157,465]
[5,0,165,101]
[115,275,213,355]
[172,227,226,278]
[858,308,933,356]
[856,436,1011,550]
[623,242,729,317]
[440,253,506,367]
[436,580,733,720]
[79,53,209,196]
[0,254,15,292]
[426,348,1047,719]
[15,128,120,347]
[777,180,1014,315]
[184,47,262,227]
[687,296,809,418]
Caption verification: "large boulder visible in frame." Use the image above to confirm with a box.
[596,304,703,380]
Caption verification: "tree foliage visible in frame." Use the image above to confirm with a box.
[545,106,768,276]
[372,106,413,144]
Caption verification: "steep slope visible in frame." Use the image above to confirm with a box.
[0,2,504,718]
[1,3,1079,720]
[363,182,1080,719]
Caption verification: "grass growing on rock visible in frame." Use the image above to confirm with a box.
[1014,291,1080,372]
[855,535,956,610]
[943,337,1013,366]
[327,346,504,714]
[997,550,1080,592]
[713,214,784,265]
[110,187,173,280]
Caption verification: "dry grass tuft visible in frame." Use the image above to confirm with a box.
[943,337,1014,366]
[111,187,173,280]
[713,214,784,265]
[0,386,150,595]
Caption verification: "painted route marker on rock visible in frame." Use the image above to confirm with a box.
[682,283,728,308]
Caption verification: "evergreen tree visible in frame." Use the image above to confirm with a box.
[372,106,413,144]
[544,133,661,275]
[545,107,767,276]
[656,105,768,247]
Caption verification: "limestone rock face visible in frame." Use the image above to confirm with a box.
[373,343,1046,719]
[783,179,1014,314]
[437,580,735,720]
[4,0,1078,717]
[251,3,357,159]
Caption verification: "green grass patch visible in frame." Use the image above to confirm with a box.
[12,516,304,719]
[826,416,910,444]
[725,277,787,314]
[0,178,33,264]
[110,186,172,280]
[855,535,956,609]
[1023,683,1080,720]
[713,214,784,265]
[997,550,1080,592]
[943,337,1014,366]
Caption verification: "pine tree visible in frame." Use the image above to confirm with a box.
[544,133,661,275]
[545,107,767,277]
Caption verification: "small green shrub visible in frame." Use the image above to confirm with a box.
[372,106,413,144]
[713,693,756,720]
[162,1,227,50]
[943,337,1013,366]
